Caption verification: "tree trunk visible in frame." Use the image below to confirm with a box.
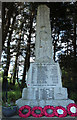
[2,15,17,90]
[13,36,21,85]
[21,49,27,87]
[54,43,56,61]
[12,20,24,86]
[74,22,76,61]
[22,13,34,87]
[67,39,68,56]
[2,3,15,48]
[26,14,34,71]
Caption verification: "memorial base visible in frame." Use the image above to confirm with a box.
[16,98,74,108]
[16,62,74,109]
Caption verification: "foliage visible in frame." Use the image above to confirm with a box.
[2,83,22,104]
[61,56,77,103]
[70,92,77,103]
[7,90,22,101]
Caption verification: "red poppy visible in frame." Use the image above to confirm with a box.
[31,106,43,117]
[18,105,31,118]
[43,105,55,117]
[67,103,77,117]
[54,106,67,117]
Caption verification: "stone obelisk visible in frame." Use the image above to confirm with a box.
[16,5,74,108]
[35,5,53,63]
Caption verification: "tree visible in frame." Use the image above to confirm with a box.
[21,3,36,88]
[2,13,18,89]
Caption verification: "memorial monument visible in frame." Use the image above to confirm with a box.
[16,4,74,108]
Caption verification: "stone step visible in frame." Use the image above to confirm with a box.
[2,116,77,120]
[16,98,74,108]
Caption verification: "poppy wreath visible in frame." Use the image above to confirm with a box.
[54,106,67,117]
[67,103,77,117]
[18,105,31,118]
[43,105,55,117]
[31,106,43,117]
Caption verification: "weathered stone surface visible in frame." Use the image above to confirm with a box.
[22,87,54,100]
[35,5,53,63]
[16,98,74,109]
[27,63,62,87]
[22,88,36,100]
[54,87,68,99]
[22,87,68,100]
